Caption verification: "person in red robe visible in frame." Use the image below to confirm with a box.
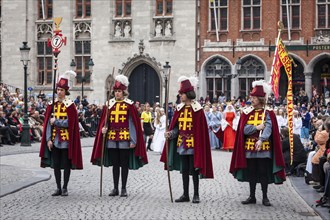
[229,80,286,206]
[39,70,83,197]
[161,76,213,204]
[221,103,237,151]
[91,75,148,197]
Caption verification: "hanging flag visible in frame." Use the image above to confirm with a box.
[270,46,283,100]
[277,39,294,164]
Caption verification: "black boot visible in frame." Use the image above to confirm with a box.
[262,197,271,206]
[192,194,200,203]
[241,196,256,204]
[61,188,68,196]
[109,188,119,196]
[51,188,62,196]
[175,195,190,202]
[120,188,127,197]
[192,171,199,203]
[147,138,153,151]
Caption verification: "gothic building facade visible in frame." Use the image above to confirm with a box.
[197,0,330,102]
[0,0,195,105]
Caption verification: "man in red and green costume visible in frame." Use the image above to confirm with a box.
[91,75,148,197]
[230,80,286,206]
[39,70,83,197]
[161,76,213,204]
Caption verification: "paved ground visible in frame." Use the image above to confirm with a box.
[0,138,327,219]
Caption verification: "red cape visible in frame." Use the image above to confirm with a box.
[229,109,285,184]
[160,104,214,178]
[39,101,83,169]
[90,100,148,169]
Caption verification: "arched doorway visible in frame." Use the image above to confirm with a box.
[128,63,160,105]
[279,59,305,99]
[312,58,330,96]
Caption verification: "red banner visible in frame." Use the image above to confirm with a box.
[271,50,283,100]
[277,39,294,164]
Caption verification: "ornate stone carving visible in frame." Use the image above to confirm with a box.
[152,18,173,38]
[37,22,53,40]
[74,21,91,38]
[112,20,132,39]
[312,30,330,44]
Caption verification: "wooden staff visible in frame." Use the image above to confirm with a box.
[51,52,59,115]
[100,67,115,197]
[164,66,173,203]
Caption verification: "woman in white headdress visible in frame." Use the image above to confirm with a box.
[153,107,166,153]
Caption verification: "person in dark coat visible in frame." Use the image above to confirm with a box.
[281,127,307,175]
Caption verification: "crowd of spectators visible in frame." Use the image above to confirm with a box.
[0,83,102,147]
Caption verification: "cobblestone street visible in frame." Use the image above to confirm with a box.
[0,138,324,219]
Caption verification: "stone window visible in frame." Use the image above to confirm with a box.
[76,0,91,18]
[209,0,228,32]
[317,0,330,28]
[74,21,92,84]
[242,0,261,30]
[74,41,91,84]
[281,0,300,29]
[238,57,264,98]
[36,22,53,85]
[152,0,174,40]
[205,57,232,100]
[115,0,131,17]
[38,0,53,20]
[155,0,172,16]
[37,42,53,85]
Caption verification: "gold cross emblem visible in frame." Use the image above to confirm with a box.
[247,111,264,126]
[178,108,193,130]
[110,103,127,123]
[54,103,67,119]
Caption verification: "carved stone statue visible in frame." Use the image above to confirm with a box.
[124,22,131,38]
[155,21,162,37]
[164,21,172,37]
[114,22,122,37]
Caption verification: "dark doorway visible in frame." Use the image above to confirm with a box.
[128,63,160,105]
[279,59,305,99]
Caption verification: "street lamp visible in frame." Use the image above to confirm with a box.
[234,57,242,78]
[75,58,94,99]
[214,58,222,71]
[163,61,171,124]
[20,42,31,146]
[70,59,76,71]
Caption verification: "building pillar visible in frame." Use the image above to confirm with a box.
[304,72,313,101]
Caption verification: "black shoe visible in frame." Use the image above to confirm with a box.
[241,196,256,205]
[120,188,128,197]
[175,195,190,203]
[316,186,325,193]
[108,189,119,196]
[262,198,271,206]
[313,185,322,189]
[51,189,62,196]
[192,194,200,203]
[61,188,68,196]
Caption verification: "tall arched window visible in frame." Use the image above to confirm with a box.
[238,57,264,99]
[205,57,231,101]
